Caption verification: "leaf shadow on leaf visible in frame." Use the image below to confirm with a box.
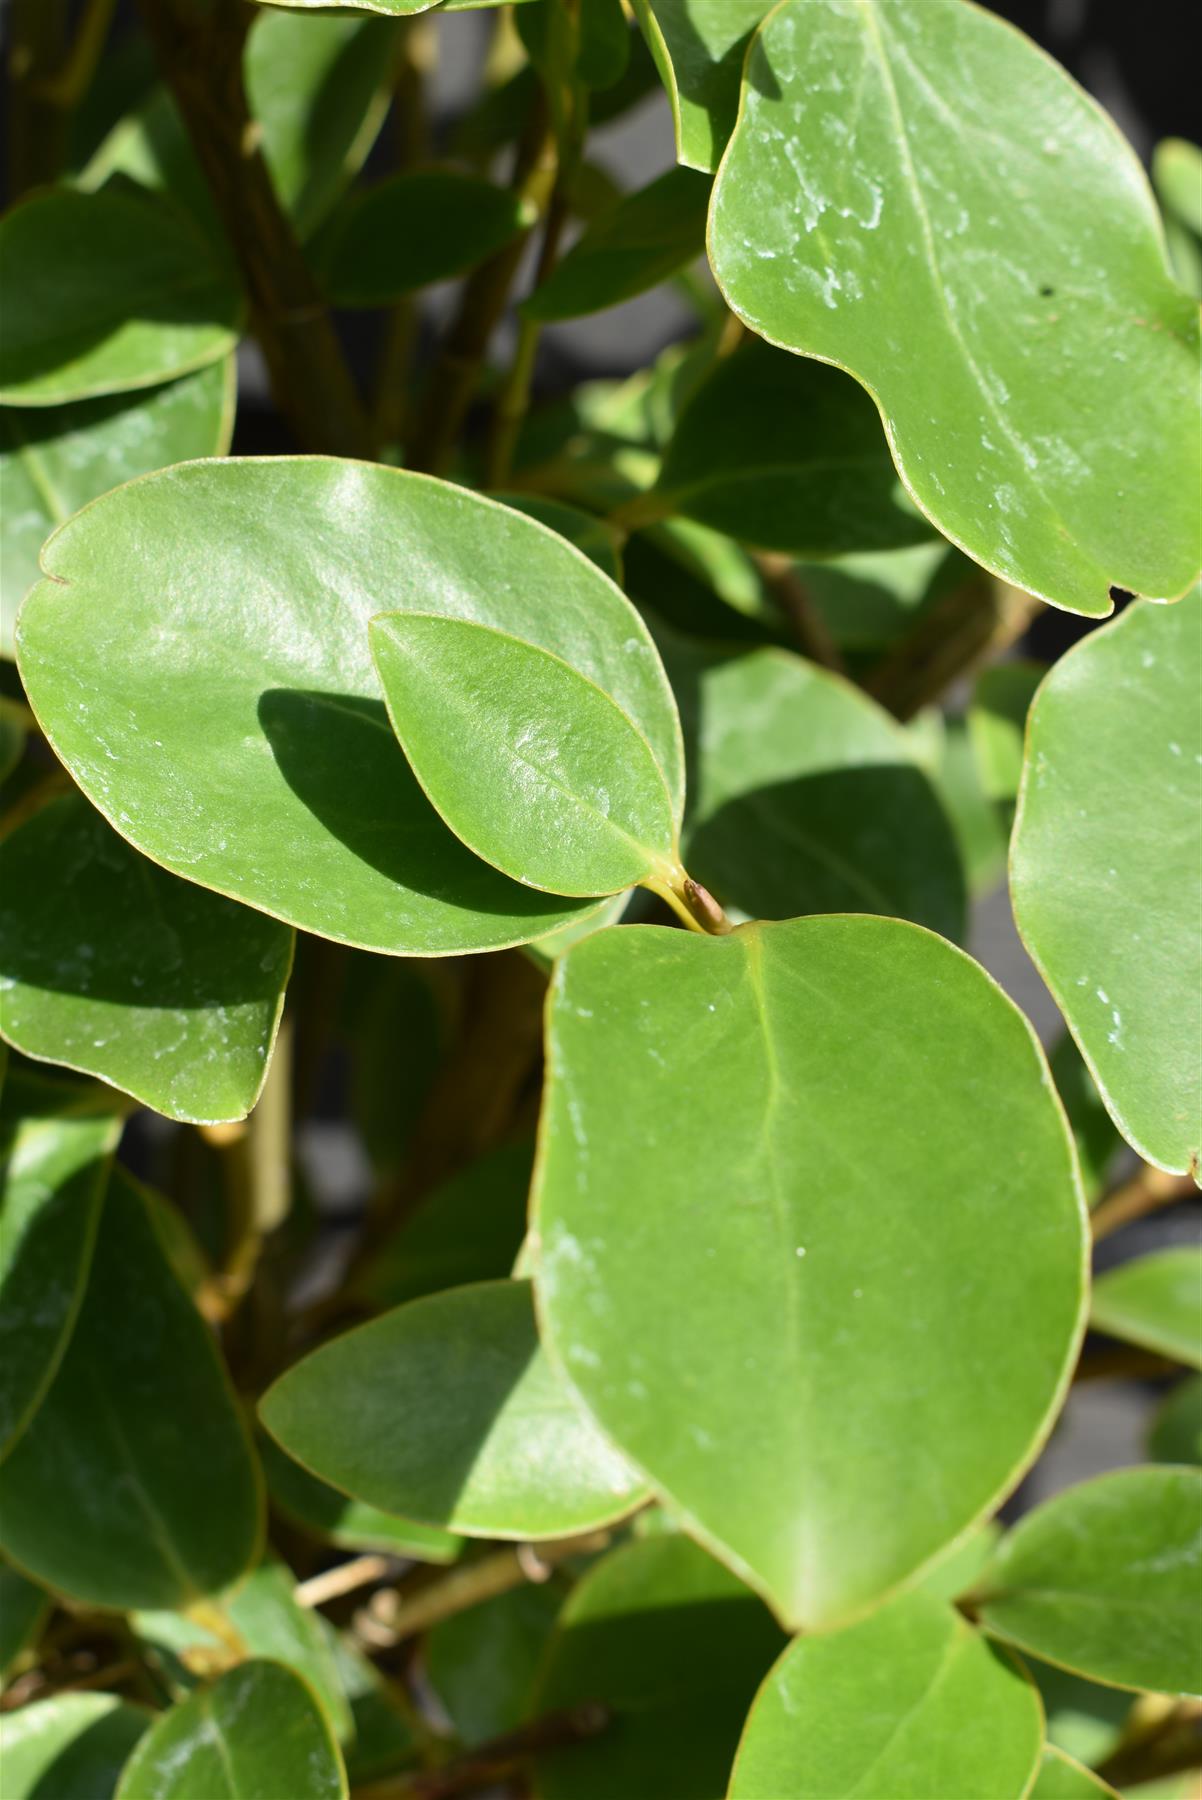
[0,274,236,396]
[255,688,592,925]
[20,1705,149,1800]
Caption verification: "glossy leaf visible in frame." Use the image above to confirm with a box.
[525,167,710,321]
[115,1660,346,1800]
[709,0,1201,613]
[258,1432,461,1563]
[651,340,928,556]
[370,613,680,898]
[0,1563,50,1681]
[1029,1748,1120,1800]
[534,917,1086,1629]
[262,1280,649,1540]
[533,1533,785,1800]
[1149,1376,1202,1466]
[15,459,648,955]
[1090,1250,1202,1369]
[0,1075,119,1459]
[1,1694,149,1800]
[0,793,293,1124]
[0,1168,261,1609]
[976,1467,1202,1695]
[1012,592,1202,1176]
[630,0,773,171]
[0,189,242,406]
[0,357,233,658]
[658,627,965,936]
[493,495,622,583]
[314,172,532,306]
[729,1588,1042,1799]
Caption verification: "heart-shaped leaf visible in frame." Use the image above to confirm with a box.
[533,918,1086,1629]
[261,1280,649,1540]
[0,793,293,1124]
[729,1588,1042,1799]
[115,1661,346,1800]
[1090,1249,1202,1369]
[630,0,774,172]
[371,613,680,897]
[708,0,1200,614]
[258,1432,462,1563]
[975,1467,1202,1696]
[0,1071,120,1460]
[1029,1748,1120,1800]
[0,188,242,406]
[524,167,710,321]
[1,1694,149,1800]
[314,172,533,306]
[0,357,233,658]
[0,1169,262,1609]
[16,460,644,956]
[1011,590,1201,1176]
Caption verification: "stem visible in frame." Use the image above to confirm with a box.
[139,0,373,459]
[363,1531,611,1645]
[198,1017,293,1320]
[372,16,435,455]
[1090,1163,1195,1242]
[295,1554,396,1610]
[754,553,847,674]
[643,869,733,937]
[352,1705,611,1800]
[484,173,573,488]
[1096,1696,1202,1789]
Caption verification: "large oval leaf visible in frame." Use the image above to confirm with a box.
[1090,1249,1202,1369]
[533,917,1087,1629]
[1,1694,149,1800]
[0,1072,120,1460]
[729,1588,1042,1799]
[708,0,1200,614]
[262,1280,648,1540]
[14,460,671,955]
[115,1660,346,1800]
[0,358,233,658]
[630,0,773,172]
[0,189,242,406]
[1012,591,1201,1176]
[371,614,680,897]
[0,1169,262,1609]
[0,793,293,1124]
[975,1467,1202,1696]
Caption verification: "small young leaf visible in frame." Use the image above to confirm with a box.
[0,1693,149,1800]
[115,1660,347,1800]
[650,340,929,556]
[0,1563,51,1681]
[709,0,1201,613]
[524,167,710,321]
[976,1467,1202,1696]
[533,1533,783,1800]
[0,1169,262,1610]
[729,1589,1042,1799]
[0,189,242,406]
[534,918,1086,1629]
[630,0,773,172]
[0,1074,119,1459]
[370,613,680,897]
[1149,1376,1202,1466]
[0,793,293,1124]
[1089,1250,1202,1370]
[1028,1747,1121,1799]
[313,171,532,306]
[1012,590,1201,1176]
[261,1280,649,1540]
[258,1432,462,1564]
[1153,138,1202,297]
[0,357,233,658]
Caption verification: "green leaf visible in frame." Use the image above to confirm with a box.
[915,1520,1001,1607]
[532,1533,785,1800]
[524,167,710,321]
[0,1168,262,1610]
[630,0,773,172]
[0,1075,119,1459]
[313,172,532,306]
[135,1559,353,1745]
[492,495,622,583]
[427,1580,563,1745]
[650,340,928,557]
[709,0,1201,614]
[370,613,680,898]
[1024,1657,1131,1768]
[657,626,965,936]
[729,1588,1042,1799]
[16,460,637,956]
[976,1467,1202,1696]
[0,1694,149,1800]
[908,709,1008,900]
[1011,591,1202,1175]
[115,1660,347,1800]
[326,1630,419,1786]
[261,1280,649,1540]
[1090,1250,1202,1369]
[1153,139,1202,298]
[1028,1747,1120,1799]
[0,792,293,1124]
[0,1563,50,1682]
[1049,1035,1120,1206]
[968,661,1046,806]
[533,917,1086,1629]
[0,189,242,406]
[1149,1375,1202,1466]
[258,1431,462,1563]
[795,541,969,654]
[0,357,233,659]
